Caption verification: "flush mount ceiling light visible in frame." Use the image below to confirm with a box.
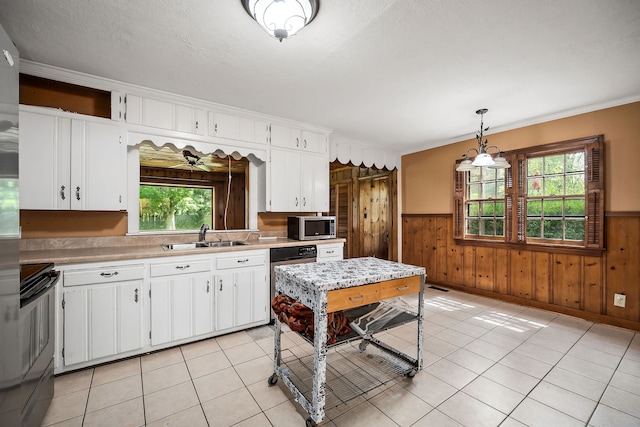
[456,108,511,172]
[242,0,319,42]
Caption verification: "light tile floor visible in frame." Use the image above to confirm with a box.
[42,286,640,427]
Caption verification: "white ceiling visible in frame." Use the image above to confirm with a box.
[1,0,639,154]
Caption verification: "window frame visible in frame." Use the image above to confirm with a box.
[453,135,604,254]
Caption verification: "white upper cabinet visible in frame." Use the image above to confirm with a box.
[19,107,126,211]
[125,95,205,136]
[209,111,239,140]
[267,148,328,212]
[301,129,328,154]
[271,124,327,154]
[176,104,206,135]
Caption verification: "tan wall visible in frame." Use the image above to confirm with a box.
[402,102,640,214]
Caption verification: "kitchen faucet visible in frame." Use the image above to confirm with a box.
[198,224,209,242]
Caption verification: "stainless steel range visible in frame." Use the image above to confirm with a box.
[19,264,59,427]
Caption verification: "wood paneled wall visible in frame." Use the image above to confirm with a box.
[330,165,398,261]
[402,213,640,331]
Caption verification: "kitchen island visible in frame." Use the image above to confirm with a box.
[271,257,426,426]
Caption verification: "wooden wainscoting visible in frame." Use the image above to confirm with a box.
[402,213,640,331]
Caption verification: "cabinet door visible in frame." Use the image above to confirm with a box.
[73,119,125,210]
[251,269,269,323]
[301,153,329,212]
[210,112,239,140]
[63,280,143,367]
[150,279,172,346]
[193,277,213,336]
[150,273,212,346]
[215,272,235,331]
[150,278,191,345]
[19,110,71,210]
[88,284,117,360]
[269,148,301,211]
[235,270,252,326]
[254,120,270,145]
[270,124,301,149]
[175,105,206,135]
[141,97,174,130]
[301,130,327,154]
[117,282,144,353]
[62,289,88,366]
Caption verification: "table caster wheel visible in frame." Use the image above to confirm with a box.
[305,417,317,427]
[267,373,278,386]
[406,369,417,378]
[358,340,369,352]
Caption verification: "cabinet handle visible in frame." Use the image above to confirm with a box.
[219,279,223,291]
[206,281,210,293]
[195,120,199,130]
[134,288,139,303]
[303,197,306,206]
[214,123,218,133]
[76,186,81,201]
[175,265,190,270]
[304,139,307,148]
[60,185,66,200]
[237,259,249,264]
[295,197,298,206]
[296,137,299,147]
[349,295,364,301]
[100,271,119,278]
[396,285,410,291]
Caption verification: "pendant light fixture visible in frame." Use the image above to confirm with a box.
[242,0,319,42]
[456,109,511,172]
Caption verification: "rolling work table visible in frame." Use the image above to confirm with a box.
[270,257,426,426]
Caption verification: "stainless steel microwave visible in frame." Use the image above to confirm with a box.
[287,216,336,240]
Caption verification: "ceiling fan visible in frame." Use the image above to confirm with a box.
[173,150,212,172]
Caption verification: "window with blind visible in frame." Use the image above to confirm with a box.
[453,135,604,250]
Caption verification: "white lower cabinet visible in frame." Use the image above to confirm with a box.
[61,264,144,368]
[57,249,270,373]
[215,250,269,332]
[149,258,212,346]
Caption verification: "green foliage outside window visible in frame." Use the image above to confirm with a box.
[525,152,586,242]
[465,168,505,237]
[139,185,212,231]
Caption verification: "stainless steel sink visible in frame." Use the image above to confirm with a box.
[161,242,210,251]
[162,241,249,250]
[207,240,249,247]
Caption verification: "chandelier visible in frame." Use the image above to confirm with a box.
[456,109,510,171]
[242,0,319,42]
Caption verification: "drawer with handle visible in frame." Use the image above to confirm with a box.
[150,259,211,277]
[379,276,421,300]
[327,283,380,312]
[216,252,266,270]
[64,264,145,286]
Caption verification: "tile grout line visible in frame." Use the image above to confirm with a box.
[498,318,602,425]
[179,343,212,426]
[139,357,146,427]
[583,327,637,426]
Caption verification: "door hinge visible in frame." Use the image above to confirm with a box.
[149,331,151,339]
[62,299,65,309]
[149,289,151,298]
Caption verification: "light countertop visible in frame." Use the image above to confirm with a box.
[275,257,425,292]
[20,235,345,265]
